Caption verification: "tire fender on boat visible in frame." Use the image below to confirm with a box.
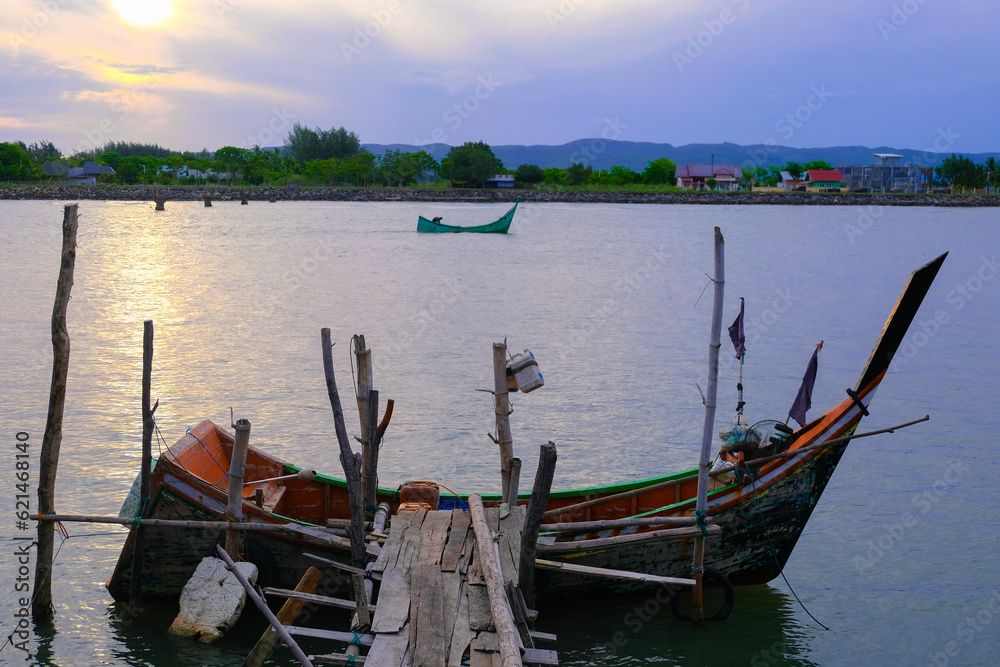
[670,566,735,622]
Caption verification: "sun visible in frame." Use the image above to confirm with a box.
[113,0,174,27]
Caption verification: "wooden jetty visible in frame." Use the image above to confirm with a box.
[227,501,556,666]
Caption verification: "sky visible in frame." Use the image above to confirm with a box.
[1,0,998,157]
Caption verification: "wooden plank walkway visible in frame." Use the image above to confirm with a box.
[311,505,557,667]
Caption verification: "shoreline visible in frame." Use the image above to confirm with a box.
[0,185,997,207]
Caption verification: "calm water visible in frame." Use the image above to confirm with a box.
[1,200,998,666]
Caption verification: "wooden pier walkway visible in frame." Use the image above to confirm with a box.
[307,502,557,666]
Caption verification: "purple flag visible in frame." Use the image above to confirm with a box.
[728,297,745,359]
[789,342,823,427]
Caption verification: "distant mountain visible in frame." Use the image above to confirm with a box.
[361,140,1000,172]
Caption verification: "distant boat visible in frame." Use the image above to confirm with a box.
[417,197,520,233]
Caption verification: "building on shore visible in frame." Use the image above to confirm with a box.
[676,163,743,191]
[837,153,933,193]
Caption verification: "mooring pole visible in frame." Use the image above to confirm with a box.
[493,342,514,499]
[129,319,157,610]
[226,419,252,558]
[692,226,725,623]
[33,203,79,622]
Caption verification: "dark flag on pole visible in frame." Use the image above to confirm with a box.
[789,341,823,427]
[728,297,745,359]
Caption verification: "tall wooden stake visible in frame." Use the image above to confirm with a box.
[33,203,79,622]
[129,319,157,610]
[322,328,366,566]
[692,226,725,623]
[226,419,252,558]
[519,442,557,606]
[493,342,514,498]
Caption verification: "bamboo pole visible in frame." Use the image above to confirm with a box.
[692,226,725,623]
[215,545,314,667]
[469,494,523,667]
[226,419,252,558]
[33,203,78,623]
[540,515,702,532]
[519,442,557,607]
[243,566,324,667]
[322,328,366,566]
[493,342,515,499]
[129,319,157,611]
[364,389,379,511]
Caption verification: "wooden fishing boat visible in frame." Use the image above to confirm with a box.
[416,197,519,233]
[107,252,946,602]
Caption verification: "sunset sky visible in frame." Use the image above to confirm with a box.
[2,0,997,156]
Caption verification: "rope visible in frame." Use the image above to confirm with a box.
[694,510,710,538]
[748,474,831,631]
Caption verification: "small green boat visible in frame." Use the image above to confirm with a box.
[417,197,520,233]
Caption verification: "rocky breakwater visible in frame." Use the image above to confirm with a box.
[1,185,997,207]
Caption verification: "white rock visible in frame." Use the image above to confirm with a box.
[168,556,259,643]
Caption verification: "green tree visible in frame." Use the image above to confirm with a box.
[285,123,361,164]
[116,156,142,184]
[0,142,40,181]
[804,160,832,171]
[784,161,805,180]
[642,158,677,185]
[984,157,999,189]
[514,164,544,187]
[99,151,123,171]
[24,140,62,165]
[935,154,984,190]
[606,165,640,186]
[443,141,501,187]
[567,162,593,186]
[706,178,718,191]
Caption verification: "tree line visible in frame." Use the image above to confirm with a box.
[2,128,997,192]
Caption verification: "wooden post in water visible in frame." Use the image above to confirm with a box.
[226,419,252,558]
[519,442,557,607]
[692,227,725,623]
[202,194,212,207]
[321,328,366,566]
[240,191,249,205]
[33,203,79,623]
[153,197,166,211]
[129,319,157,611]
[505,457,522,506]
[493,342,515,499]
[353,335,374,509]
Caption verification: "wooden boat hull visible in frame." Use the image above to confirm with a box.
[416,198,518,233]
[107,252,947,601]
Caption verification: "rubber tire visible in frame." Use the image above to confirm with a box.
[670,565,735,622]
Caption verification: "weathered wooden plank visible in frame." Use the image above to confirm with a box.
[471,631,500,653]
[440,569,463,653]
[262,587,368,611]
[410,563,447,667]
[245,567,324,667]
[447,580,475,667]
[470,649,502,667]
[284,626,374,644]
[374,510,415,573]
[522,648,559,665]
[467,583,494,632]
[366,627,409,667]
[528,630,557,643]
[419,510,453,565]
[440,510,471,572]
[371,510,426,633]
[497,505,524,585]
[311,653,367,665]
[534,558,696,586]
